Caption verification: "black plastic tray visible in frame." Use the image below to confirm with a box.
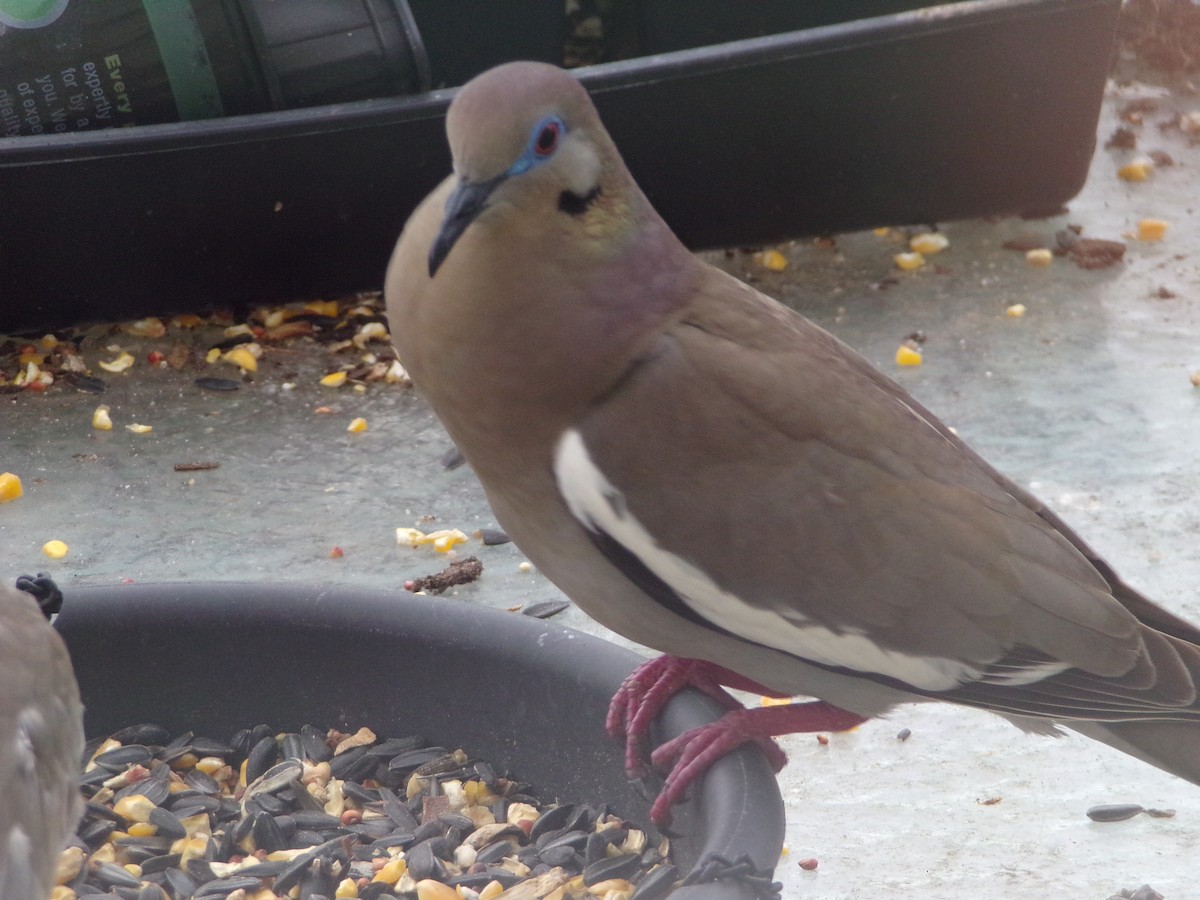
[55,581,785,899]
[0,0,1120,333]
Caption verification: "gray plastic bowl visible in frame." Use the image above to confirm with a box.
[55,581,785,899]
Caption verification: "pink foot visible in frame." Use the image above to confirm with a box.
[606,656,787,777]
[647,701,868,825]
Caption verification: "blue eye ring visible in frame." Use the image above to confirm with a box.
[508,115,567,176]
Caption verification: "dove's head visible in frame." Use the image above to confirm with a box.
[428,62,634,276]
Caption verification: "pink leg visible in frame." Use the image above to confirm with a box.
[606,656,787,776]
[648,701,868,825]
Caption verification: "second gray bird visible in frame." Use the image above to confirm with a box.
[386,61,1200,825]
[0,583,84,898]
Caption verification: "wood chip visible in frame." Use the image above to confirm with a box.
[173,462,220,472]
[409,557,484,594]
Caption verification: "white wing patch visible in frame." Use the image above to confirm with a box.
[555,428,993,693]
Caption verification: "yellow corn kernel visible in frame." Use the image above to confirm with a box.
[171,751,199,770]
[305,299,340,317]
[43,540,69,559]
[893,252,925,271]
[171,313,204,328]
[334,878,360,898]
[194,756,226,775]
[385,360,411,384]
[114,794,155,823]
[754,249,788,272]
[0,472,23,503]
[18,344,44,364]
[126,317,166,338]
[908,232,948,255]
[429,529,468,553]
[41,333,60,349]
[414,880,458,900]
[50,887,77,900]
[347,417,368,433]
[55,846,85,885]
[478,881,505,900]
[125,423,153,434]
[1006,304,1027,318]
[98,351,135,373]
[223,346,258,372]
[587,878,634,895]
[373,858,407,884]
[320,371,348,387]
[205,347,222,364]
[127,822,158,838]
[92,405,114,431]
[872,227,891,237]
[463,779,494,807]
[1118,158,1153,181]
[895,345,923,367]
[1137,218,1168,241]
[1025,248,1053,267]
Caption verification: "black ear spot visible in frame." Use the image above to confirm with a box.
[558,185,601,216]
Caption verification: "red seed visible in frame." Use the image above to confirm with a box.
[798,858,819,871]
[329,546,345,559]
[816,734,829,746]
[148,351,166,365]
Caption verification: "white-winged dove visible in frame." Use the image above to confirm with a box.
[0,584,84,898]
[386,61,1200,825]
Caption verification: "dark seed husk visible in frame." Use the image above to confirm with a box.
[301,724,333,762]
[1087,803,1145,822]
[139,853,182,875]
[163,867,198,897]
[540,845,581,867]
[93,744,154,771]
[95,861,143,888]
[110,724,171,745]
[193,875,263,897]
[194,376,240,391]
[584,852,643,885]
[189,737,235,757]
[388,746,448,773]
[252,811,289,852]
[522,599,571,619]
[530,803,575,840]
[64,372,107,393]
[182,770,222,795]
[632,864,680,900]
[369,735,427,758]
[478,527,511,545]
[439,446,466,469]
[245,735,280,782]
[148,806,186,840]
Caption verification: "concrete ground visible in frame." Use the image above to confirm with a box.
[4,65,1200,900]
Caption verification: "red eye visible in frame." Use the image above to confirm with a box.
[535,121,560,157]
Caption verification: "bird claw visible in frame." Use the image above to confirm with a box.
[606,656,745,776]
[644,700,869,825]
[647,708,789,825]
